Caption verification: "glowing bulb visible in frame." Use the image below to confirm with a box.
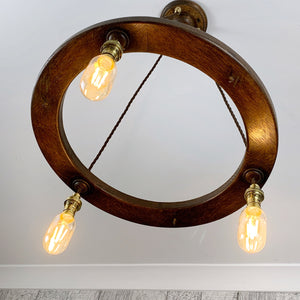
[80,54,116,101]
[237,206,267,253]
[43,212,76,255]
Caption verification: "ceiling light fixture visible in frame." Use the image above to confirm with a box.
[31,0,278,255]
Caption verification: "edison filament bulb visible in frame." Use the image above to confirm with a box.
[237,183,267,253]
[43,212,76,255]
[43,193,82,255]
[237,206,267,253]
[80,54,117,101]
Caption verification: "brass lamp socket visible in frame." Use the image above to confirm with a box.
[63,193,82,217]
[100,40,123,62]
[244,184,264,208]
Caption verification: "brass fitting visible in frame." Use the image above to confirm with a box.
[63,193,82,217]
[244,184,264,208]
[100,40,123,62]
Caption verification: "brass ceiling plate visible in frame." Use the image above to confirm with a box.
[161,0,208,31]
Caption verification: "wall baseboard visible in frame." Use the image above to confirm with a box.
[0,264,299,291]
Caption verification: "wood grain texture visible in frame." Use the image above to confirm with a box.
[238,292,300,300]
[167,290,201,299]
[36,289,100,300]
[66,289,100,300]
[0,290,8,300]
[202,291,238,299]
[99,290,167,300]
[130,290,167,299]
[0,290,299,299]
[98,290,132,300]
[0,289,39,300]
[35,289,70,300]
[31,16,278,227]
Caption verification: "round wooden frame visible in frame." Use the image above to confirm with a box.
[31,17,278,227]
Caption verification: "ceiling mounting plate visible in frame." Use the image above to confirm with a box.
[161,0,208,31]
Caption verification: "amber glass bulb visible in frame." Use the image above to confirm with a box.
[43,212,76,255]
[237,206,267,253]
[80,54,116,101]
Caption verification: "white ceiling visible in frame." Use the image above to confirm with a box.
[1,0,300,289]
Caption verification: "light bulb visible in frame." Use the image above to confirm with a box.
[80,54,116,101]
[237,205,267,253]
[43,212,76,255]
[43,193,81,255]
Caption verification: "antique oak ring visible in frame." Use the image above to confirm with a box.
[31,17,278,227]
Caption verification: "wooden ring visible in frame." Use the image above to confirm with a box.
[31,17,278,227]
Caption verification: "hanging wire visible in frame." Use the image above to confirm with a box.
[215,83,247,147]
[88,55,163,171]
[88,55,247,171]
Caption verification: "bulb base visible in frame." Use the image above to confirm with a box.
[63,193,82,217]
[100,40,123,62]
[244,184,264,208]
[106,29,129,50]
[72,179,90,195]
[243,168,264,185]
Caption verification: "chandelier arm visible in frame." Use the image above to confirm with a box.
[215,83,247,147]
[88,55,163,171]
